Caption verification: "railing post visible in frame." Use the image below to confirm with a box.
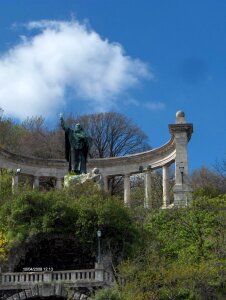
[71,271,76,282]
[43,272,51,283]
[33,176,40,189]
[12,175,19,193]
[103,175,109,192]
[56,178,62,190]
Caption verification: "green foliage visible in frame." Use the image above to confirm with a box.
[193,185,221,199]
[0,169,13,204]
[0,181,137,265]
[118,195,226,299]
[0,231,8,263]
[94,287,121,300]
[1,170,226,298]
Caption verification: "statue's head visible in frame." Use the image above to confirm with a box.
[74,123,82,132]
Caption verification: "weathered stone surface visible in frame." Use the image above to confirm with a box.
[18,291,27,300]
[64,168,103,189]
[31,285,39,297]
[12,295,20,300]
[54,284,61,296]
[25,289,32,298]
[61,288,68,298]
[74,292,82,299]
[67,289,75,299]
[39,284,50,297]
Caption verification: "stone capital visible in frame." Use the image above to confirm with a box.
[169,123,193,141]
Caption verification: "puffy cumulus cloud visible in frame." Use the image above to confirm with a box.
[0,20,151,119]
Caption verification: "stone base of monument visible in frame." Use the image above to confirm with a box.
[64,168,104,190]
[161,203,175,209]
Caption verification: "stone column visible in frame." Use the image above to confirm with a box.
[169,111,193,207]
[56,178,62,190]
[144,168,152,208]
[103,176,109,192]
[12,175,19,193]
[33,176,40,189]
[162,165,170,207]
[124,174,131,207]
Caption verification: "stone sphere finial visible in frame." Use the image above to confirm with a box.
[176,111,186,124]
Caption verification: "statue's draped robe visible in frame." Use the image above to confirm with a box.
[61,119,90,173]
[65,130,71,170]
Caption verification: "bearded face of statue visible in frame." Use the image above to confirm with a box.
[74,123,82,132]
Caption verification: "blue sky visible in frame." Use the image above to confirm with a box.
[0,0,226,171]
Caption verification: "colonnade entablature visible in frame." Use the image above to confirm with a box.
[0,111,193,208]
[0,149,68,190]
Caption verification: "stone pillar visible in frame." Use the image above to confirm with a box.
[56,178,62,190]
[12,175,19,193]
[103,176,109,192]
[95,263,104,282]
[162,165,170,207]
[43,272,51,283]
[124,174,131,207]
[33,176,39,189]
[144,168,152,208]
[169,111,193,207]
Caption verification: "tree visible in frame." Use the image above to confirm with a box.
[93,287,121,300]
[0,110,150,161]
[74,112,150,158]
[0,108,25,153]
[0,231,8,264]
[0,181,138,270]
[20,116,64,159]
[191,166,226,197]
[118,197,226,299]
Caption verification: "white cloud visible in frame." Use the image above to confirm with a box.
[0,20,151,119]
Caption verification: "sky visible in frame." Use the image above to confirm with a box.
[0,0,226,172]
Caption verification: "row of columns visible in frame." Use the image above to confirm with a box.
[12,175,63,192]
[103,164,171,209]
[10,164,174,208]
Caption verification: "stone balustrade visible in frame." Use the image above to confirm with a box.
[0,267,115,290]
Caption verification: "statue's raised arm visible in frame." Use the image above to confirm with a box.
[60,113,68,131]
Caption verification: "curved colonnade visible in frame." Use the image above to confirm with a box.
[0,111,193,208]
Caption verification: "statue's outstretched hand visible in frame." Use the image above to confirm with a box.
[59,113,63,119]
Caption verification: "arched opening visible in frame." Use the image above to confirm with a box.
[8,233,96,272]
[29,297,65,300]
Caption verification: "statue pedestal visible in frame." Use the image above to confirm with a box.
[64,168,104,189]
[64,173,90,187]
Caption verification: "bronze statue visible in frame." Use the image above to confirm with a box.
[60,113,91,174]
